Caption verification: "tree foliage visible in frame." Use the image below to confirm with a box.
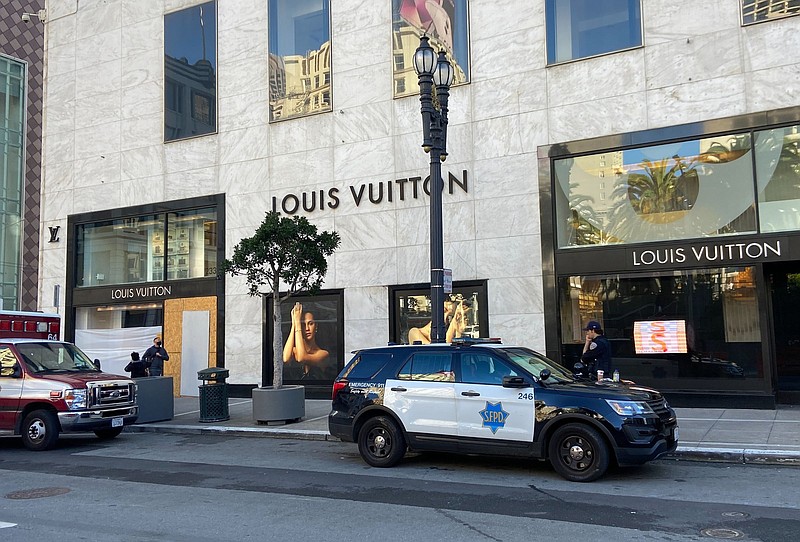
[220,211,340,387]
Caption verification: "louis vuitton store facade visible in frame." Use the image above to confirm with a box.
[540,107,800,407]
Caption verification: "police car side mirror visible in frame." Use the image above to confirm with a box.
[573,362,587,378]
[502,375,529,388]
[539,369,551,382]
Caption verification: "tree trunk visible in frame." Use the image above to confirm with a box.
[272,280,283,389]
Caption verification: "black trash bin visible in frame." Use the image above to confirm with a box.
[198,367,230,422]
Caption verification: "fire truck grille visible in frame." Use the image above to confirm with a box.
[87,382,135,407]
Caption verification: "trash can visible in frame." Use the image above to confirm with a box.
[198,367,230,422]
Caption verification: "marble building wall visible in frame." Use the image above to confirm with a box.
[38,0,800,385]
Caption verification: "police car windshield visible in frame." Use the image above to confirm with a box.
[18,342,98,374]
[499,348,574,382]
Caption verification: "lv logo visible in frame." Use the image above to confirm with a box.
[48,226,60,243]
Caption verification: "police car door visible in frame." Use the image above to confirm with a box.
[455,351,534,443]
[383,350,458,437]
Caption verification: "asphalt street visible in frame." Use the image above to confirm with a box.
[1,431,799,541]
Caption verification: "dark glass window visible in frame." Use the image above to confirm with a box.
[459,352,517,385]
[391,0,470,98]
[268,0,331,121]
[397,352,454,381]
[344,352,392,380]
[164,1,217,141]
[559,268,764,391]
[741,0,800,24]
[546,0,642,64]
[0,56,25,310]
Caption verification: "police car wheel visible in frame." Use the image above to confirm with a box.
[21,409,60,451]
[358,416,406,468]
[548,423,610,482]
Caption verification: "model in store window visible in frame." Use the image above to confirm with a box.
[408,298,468,344]
[282,302,330,380]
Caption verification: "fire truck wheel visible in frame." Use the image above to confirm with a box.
[94,427,124,440]
[21,409,59,451]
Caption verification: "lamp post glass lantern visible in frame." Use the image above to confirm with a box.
[414,35,453,343]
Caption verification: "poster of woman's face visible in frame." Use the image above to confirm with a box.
[279,296,341,383]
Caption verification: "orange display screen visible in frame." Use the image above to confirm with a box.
[633,320,687,354]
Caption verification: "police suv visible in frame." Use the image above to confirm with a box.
[328,338,678,482]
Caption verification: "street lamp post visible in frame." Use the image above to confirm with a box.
[414,35,454,343]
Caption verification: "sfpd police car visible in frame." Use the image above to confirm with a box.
[328,338,678,482]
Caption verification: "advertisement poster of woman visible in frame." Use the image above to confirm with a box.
[281,300,339,381]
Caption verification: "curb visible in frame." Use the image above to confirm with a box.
[126,424,332,441]
[665,446,800,466]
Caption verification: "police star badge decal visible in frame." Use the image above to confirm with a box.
[479,401,509,434]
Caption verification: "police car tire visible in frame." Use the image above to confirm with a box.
[94,427,124,440]
[358,416,406,468]
[21,409,60,451]
[548,423,610,482]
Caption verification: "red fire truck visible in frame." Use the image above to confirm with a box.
[0,310,138,450]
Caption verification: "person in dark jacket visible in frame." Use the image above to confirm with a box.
[142,336,169,377]
[581,320,613,379]
[124,351,149,378]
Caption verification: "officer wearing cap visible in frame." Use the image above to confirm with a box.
[581,320,613,378]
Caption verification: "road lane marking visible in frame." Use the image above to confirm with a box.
[0,521,17,529]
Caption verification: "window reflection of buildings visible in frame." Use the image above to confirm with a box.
[164,55,216,141]
[392,25,467,99]
[742,0,800,24]
[269,40,331,121]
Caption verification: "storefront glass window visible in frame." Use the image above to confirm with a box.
[391,0,470,98]
[76,214,166,287]
[166,208,217,280]
[0,56,25,310]
[164,1,217,141]
[741,0,800,24]
[558,267,763,390]
[755,124,800,233]
[546,0,642,64]
[392,283,486,344]
[554,133,757,248]
[74,304,163,376]
[268,0,331,121]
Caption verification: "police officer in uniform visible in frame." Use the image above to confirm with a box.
[581,320,613,379]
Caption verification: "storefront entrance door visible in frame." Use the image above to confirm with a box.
[768,263,800,403]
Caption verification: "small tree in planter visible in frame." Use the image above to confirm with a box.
[221,211,340,390]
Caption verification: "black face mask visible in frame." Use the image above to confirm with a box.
[156,342,162,347]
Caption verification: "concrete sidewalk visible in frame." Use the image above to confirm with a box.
[126,396,800,466]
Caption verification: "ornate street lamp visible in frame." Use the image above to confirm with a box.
[414,35,454,343]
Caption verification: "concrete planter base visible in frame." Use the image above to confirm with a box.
[252,385,305,424]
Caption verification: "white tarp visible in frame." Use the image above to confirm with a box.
[75,326,162,377]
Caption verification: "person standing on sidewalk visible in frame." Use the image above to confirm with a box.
[581,320,613,379]
[143,336,169,377]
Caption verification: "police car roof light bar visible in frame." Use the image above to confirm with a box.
[450,337,502,345]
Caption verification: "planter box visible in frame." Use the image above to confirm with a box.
[134,376,174,424]
[252,385,305,424]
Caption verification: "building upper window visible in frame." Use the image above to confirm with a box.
[755,124,800,233]
[268,0,331,122]
[164,1,217,141]
[75,208,218,287]
[554,134,757,248]
[0,55,26,310]
[546,0,642,65]
[391,0,470,98]
[741,0,800,24]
